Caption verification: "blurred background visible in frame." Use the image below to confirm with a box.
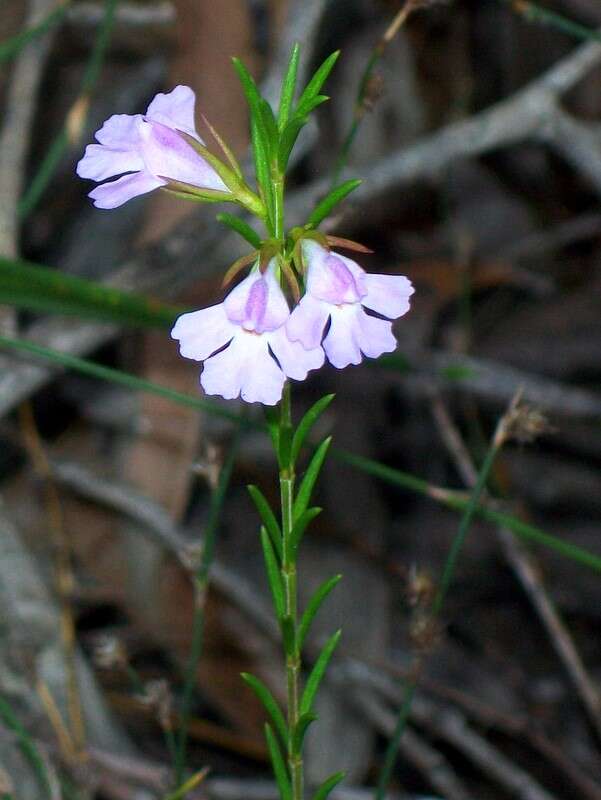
[2,0,601,798]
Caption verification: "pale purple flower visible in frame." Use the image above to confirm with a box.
[77,85,229,209]
[171,261,324,405]
[287,240,414,369]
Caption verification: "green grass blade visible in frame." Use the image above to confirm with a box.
[297,51,340,109]
[298,574,342,650]
[278,43,301,131]
[18,0,118,219]
[0,334,243,424]
[241,673,287,746]
[312,771,345,800]
[265,723,292,800]
[216,213,262,248]
[293,712,318,752]
[290,507,322,555]
[293,437,332,522]
[300,629,341,716]
[0,256,181,329]
[307,180,362,229]
[0,0,71,63]
[260,527,285,620]
[0,696,52,796]
[290,393,334,464]
[248,485,282,559]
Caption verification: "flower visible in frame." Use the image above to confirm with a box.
[77,85,229,209]
[287,240,414,368]
[171,260,324,405]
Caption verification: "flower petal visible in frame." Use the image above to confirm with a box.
[362,274,414,319]
[95,113,144,147]
[201,331,285,405]
[224,263,289,333]
[88,171,164,209]
[146,85,200,139]
[303,241,365,304]
[322,305,363,368]
[76,143,144,182]
[286,294,330,350]
[353,308,397,359]
[171,303,236,361]
[139,120,227,191]
[268,327,324,380]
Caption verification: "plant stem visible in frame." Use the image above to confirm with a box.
[279,382,304,800]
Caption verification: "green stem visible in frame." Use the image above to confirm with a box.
[174,427,241,785]
[0,0,72,64]
[375,422,504,800]
[18,0,118,219]
[279,383,303,800]
[500,0,601,43]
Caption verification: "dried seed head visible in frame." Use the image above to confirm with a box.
[409,610,442,653]
[406,566,436,609]
[140,679,174,731]
[495,394,553,447]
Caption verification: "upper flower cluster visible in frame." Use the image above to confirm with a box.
[78,86,414,405]
[77,86,229,208]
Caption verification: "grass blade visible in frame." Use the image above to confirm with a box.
[261,527,285,620]
[0,0,71,63]
[298,574,342,650]
[216,213,262,248]
[290,507,322,555]
[0,256,181,329]
[297,51,340,109]
[307,180,362,229]
[293,437,332,522]
[241,673,287,746]
[278,43,301,131]
[291,394,334,464]
[313,771,345,800]
[265,723,292,800]
[248,485,282,559]
[300,629,341,716]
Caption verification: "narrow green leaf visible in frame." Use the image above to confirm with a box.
[163,188,235,205]
[260,527,285,620]
[248,485,282,559]
[293,437,332,522]
[0,696,51,796]
[313,771,345,800]
[0,256,181,329]
[278,43,301,131]
[251,116,275,225]
[294,93,329,120]
[298,575,342,650]
[297,51,340,108]
[277,118,305,172]
[265,723,292,800]
[216,213,262,248]
[291,394,335,464]
[241,673,287,746]
[293,712,317,752]
[290,507,322,555]
[307,180,362,229]
[300,630,341,716]
[0,1,71,63]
